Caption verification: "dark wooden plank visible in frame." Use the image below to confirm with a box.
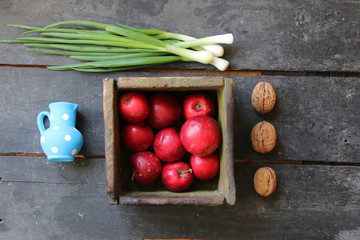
[0,68,106,156]
[1,0,360,72]
[233,75,360,163]
[0,156,104,184]
[1,67,360,163]
[1,158,359,239]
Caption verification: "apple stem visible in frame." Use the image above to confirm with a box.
[195,103,202,111]
[124,97,131,104]
[131,172,136,181]
[181,169,193,174]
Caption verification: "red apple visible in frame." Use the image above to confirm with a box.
[122,122,154,151]
[130,151,162,184]
[183,93,215,119]
[190,153,219,180]
[147,92,182,129]
[153,127,186,162]
[162,162,193,192]
[119,91,150,123]
[180,115,221,156]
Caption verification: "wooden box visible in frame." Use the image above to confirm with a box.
[103,76,235,206]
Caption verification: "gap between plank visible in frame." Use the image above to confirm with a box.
[0,179,106,185]
[0,153,359,167]
[1,64,360,77]
[0,64,262,75]
[235,159,360,167]
[0,64,46,69]
[136,68,262,75]
[1,65,359,165]
[0,153,104,158]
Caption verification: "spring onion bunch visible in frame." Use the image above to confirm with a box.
[1,20,234,72]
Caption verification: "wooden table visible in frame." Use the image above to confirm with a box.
[1,1,360,239]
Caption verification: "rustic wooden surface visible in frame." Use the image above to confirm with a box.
[1,68,360,239]
[1,0,360,72]
[0,0,360,239]
[1,68,359,163]
[1,156,360,239]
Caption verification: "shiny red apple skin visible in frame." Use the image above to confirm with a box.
[119,91,150,123]
[153,127,186,163]
[147,92,182,129]
[183,93,215,119]
[122,122,154,152]
[161,162,193,192]
[180,115,221,156]
[130,151,162,185]
[190,153,220,180]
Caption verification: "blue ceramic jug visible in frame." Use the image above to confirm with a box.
[37,102,84,162]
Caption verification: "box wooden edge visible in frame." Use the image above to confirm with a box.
[117,76,224,90]
[103,78,120,204]
[119,190,225,206]
[223,78,236,205]
[106,76,235,206]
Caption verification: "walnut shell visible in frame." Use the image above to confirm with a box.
[254,167,277,197]
[251,82,276,114]
[251,121,277,153]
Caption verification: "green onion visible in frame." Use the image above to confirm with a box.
[106,25,214,64]
[7,24,39,30]
[210,57,230,71]
[26,49,122,56]
[47,56,183,70]
[44,20,110,30]
[116,23,164,35]
[24,43,162,53]
[173,34,234,48]
[24,28,108,35]
[40,32,152,45]
[71,65,156,72]
[69,52,167,61]
[16,37,159,49]
[116,23,226,56]
[1,20,234,72]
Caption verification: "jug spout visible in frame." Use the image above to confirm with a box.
[49,102,78,111]
[71,103,79,112]
[48,102,79,127]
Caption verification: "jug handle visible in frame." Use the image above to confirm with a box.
[37,111,50,134]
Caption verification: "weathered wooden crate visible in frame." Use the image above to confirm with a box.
[103,76,235,206]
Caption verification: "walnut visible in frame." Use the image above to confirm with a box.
[253,167,277,197]
[251,82,276,114]
[251,121,277,153]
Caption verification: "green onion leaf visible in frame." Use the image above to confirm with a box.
[47,55,183,70]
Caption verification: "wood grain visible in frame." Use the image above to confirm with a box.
[0,0,359,72]
[1,67,359,163]
[0,156,105,184]
[0,1,359,238]
[1,157,359,239]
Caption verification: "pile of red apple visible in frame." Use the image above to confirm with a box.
[118,91,221,192]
